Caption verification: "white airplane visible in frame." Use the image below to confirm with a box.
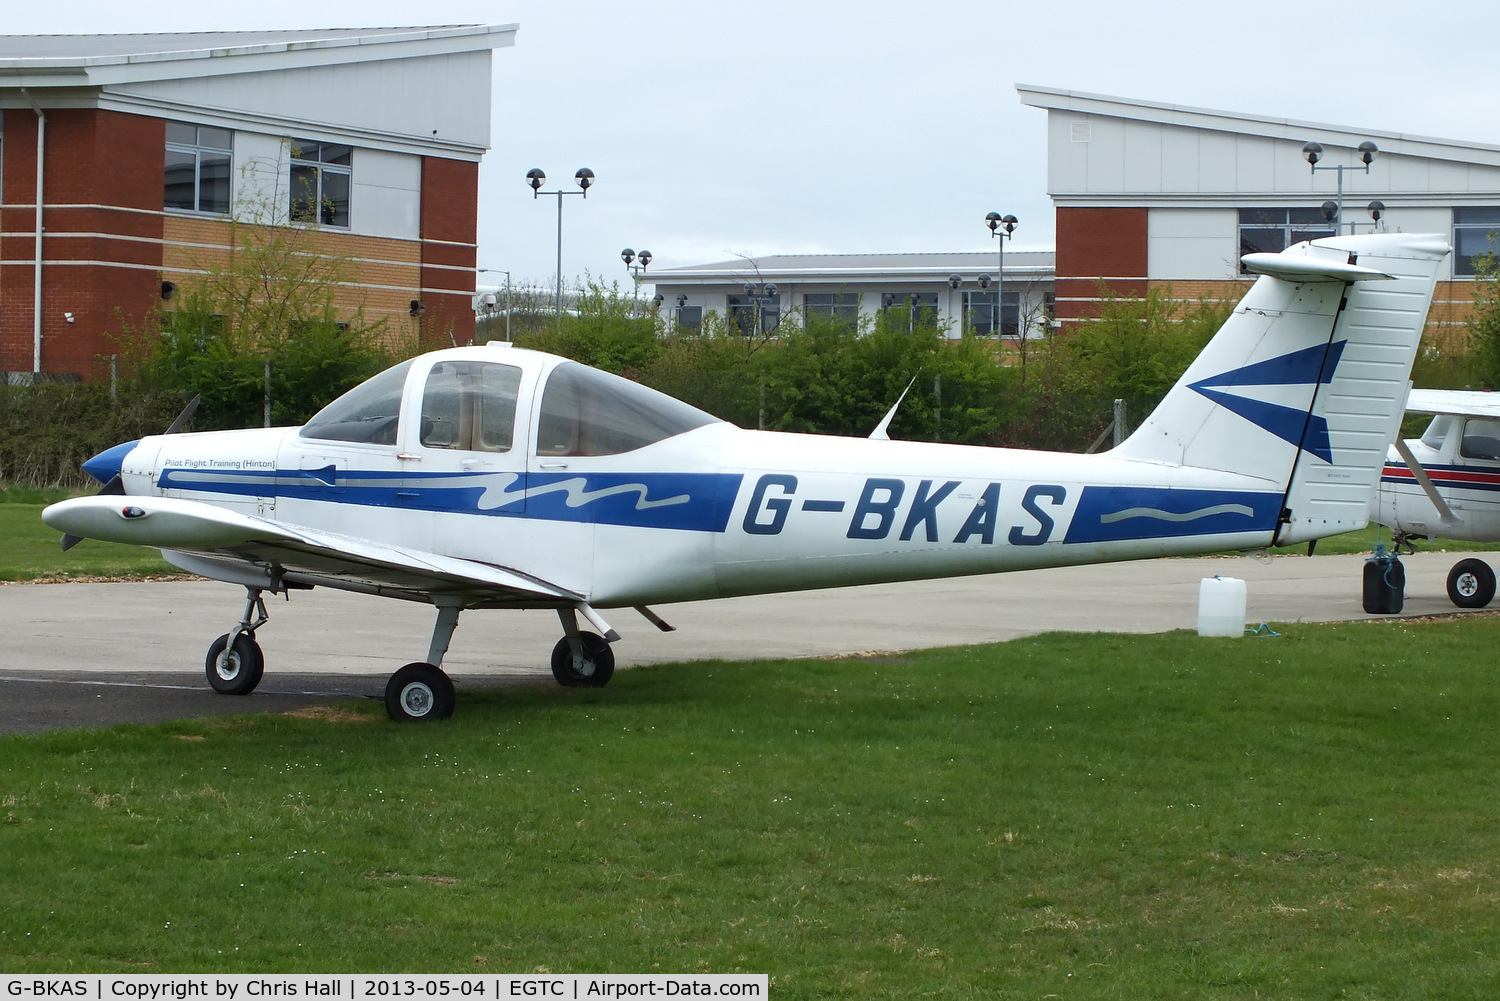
[1371,388,1500,607]
[44,233,1449,721]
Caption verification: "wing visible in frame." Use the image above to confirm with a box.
[1406,389,1500,420]
[41,494,579,607]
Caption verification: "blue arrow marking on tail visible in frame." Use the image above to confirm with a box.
[1188,341,1345,463]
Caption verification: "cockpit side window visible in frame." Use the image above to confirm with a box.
[535,362,720,457]
[420,361,523,452]
[1460,417,1500,462]
[300,359,414,445]
[1420,414,1456,451]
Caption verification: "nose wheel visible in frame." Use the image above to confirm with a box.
[206,632,264,695]
[205,587,269,695]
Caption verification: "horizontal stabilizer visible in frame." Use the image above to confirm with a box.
[1240,253,1394,282]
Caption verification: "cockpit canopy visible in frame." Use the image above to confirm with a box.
[535,362,719,456]
[301,354,721,456]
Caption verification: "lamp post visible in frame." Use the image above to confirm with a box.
[984,212,1018,337]
[621,248,652,317]
[947,274,962,335]
[526,167,595,331]
[477,268,513,342]
[1301,140,1377,234]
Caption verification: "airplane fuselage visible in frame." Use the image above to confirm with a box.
[124,418,1287,609]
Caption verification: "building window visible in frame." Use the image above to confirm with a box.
[727,293,780,336]
[165,122,232,214]
[803,292,860,324]
[963,290,997,336]
[288,139,352,227]
[962,290,1024,337]
[675,305,703,330]
[1238,208,1335,272]
[1454,208,1500,277]
[881,292,939,333]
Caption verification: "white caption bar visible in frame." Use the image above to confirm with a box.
[2,977,767,1000]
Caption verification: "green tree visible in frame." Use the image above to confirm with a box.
[122,192,398,430]
[1466,253,1500,389]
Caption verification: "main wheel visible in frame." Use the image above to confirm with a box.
[1447,558,1496,608]
[385,662,456,722]
[205,633,264,695]
[550,633,615,688]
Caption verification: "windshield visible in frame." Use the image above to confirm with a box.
[536,363,720,456]
[300,360,414,445]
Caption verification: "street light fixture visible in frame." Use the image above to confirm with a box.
[741,282,778,338]
[527,166,595,330]
[984,212,1018,337]
[621,248,652,317]
[1301,140,1377,234]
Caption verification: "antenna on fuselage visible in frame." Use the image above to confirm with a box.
[869,377,918,441]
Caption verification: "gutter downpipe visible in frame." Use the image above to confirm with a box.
[21,89,44,375]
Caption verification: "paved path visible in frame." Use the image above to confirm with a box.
[0,551,1488,733]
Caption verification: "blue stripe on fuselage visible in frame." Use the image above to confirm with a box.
[156,467,744,533]
[1063,486,1282,544]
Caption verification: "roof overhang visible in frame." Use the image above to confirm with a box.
[1017,83,1500,169]
[0,25,516,90]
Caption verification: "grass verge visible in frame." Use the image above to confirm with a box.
[0,502,176,581]
[2,618,1498,996]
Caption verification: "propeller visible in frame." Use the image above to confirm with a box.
[60,394,200,551]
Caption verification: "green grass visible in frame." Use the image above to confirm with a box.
[0,501,176,581]
[3,619,1499,996]
[1270,527,1500,556]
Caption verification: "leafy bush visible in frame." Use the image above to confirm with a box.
[0,381,188,488]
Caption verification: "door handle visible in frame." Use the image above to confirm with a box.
[539,462,569,469]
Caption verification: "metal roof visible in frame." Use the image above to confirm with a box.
[654,251,1055,281]
[1018,83,1500,167]
[0,26,509,60]
[0,25,516,88]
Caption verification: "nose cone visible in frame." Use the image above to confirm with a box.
[81,440,139,485]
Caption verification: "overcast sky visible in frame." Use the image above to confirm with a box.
[9,1,1499,293]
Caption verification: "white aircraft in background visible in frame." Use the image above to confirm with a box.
[44,233,1449,721]
[1372,388,1500,607]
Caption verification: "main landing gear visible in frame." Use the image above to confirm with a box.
[202,590,635,723]
[1446,558,1497,608]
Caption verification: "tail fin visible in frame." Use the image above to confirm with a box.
[1113,233,1449,545]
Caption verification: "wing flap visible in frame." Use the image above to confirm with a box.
[43,494,576,604]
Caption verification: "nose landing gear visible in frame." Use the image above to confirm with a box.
[205,588,269,695]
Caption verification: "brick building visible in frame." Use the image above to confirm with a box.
[0,26,514,380]
[1018,85,1500,327]
[658,88,1500,345]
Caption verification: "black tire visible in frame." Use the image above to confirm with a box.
[550,633,615,688]
[1447,558,1496,608]
[385,662,456,722]
[205,633,264,695]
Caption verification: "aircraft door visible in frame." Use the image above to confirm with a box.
[1455,417,1500,537]
[408,358,531,558]
[281,358,413,537]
